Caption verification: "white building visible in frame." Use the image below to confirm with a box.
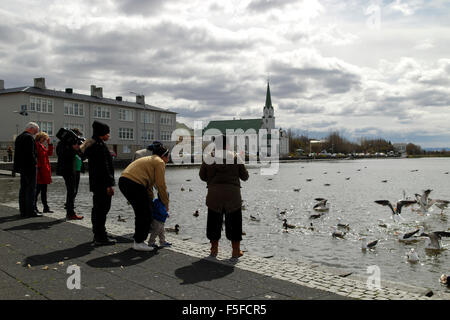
[0,77,177,160]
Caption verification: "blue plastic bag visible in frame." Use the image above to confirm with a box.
[153,198,168,223]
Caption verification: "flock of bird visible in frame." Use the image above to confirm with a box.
[260,170,449,288]
[117,165,449,288]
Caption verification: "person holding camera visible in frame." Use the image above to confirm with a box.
[81,121,116,246]
[56,129,84,220]
[35,131,54,213]
[70,128,85,199]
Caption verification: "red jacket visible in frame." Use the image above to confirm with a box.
[36,142,53,184]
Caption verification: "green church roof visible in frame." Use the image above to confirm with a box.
[203,118,263,135]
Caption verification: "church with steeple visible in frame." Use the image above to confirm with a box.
[203,82,289,157]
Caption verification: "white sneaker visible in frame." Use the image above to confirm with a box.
[133,241,154,252]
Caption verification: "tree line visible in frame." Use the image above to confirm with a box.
[286,130,447,156]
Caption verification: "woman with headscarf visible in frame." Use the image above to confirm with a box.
[199,135,249,259]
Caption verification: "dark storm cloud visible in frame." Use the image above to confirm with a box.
[279,102,325,114]
[0,23,27,43]
[113,0,169,16]
[270,61,361,97]
[309,120,338,128]
[247,0,300,12]
[169,106,217,119]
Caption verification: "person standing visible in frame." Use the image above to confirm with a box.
[14,122,40,217]
[81,121,115,246]
[7,146,13,162]
[35,132,54,213]
[119,141,170,251]
[56,131,84,220]
[199,135,249,258]
[71,128,85,200]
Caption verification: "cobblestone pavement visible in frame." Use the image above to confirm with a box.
[2,203,448,300]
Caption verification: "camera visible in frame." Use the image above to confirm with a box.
[56,128,85,145]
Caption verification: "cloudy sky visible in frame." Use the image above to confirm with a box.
[1,0,449,147]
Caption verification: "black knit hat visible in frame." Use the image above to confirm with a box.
[92,121,110,137]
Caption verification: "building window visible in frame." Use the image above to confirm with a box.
[123,145,131,153]
[30,96,53,113]
[35,121,54,136]
[119,128,134,140]
[64,123,85,134]
[141,129,154,141]
[64,101,84,117]
[93,106,111,119]
[119,108,134,121]
[141,111,154,124]
[160,130,171,141]
[160,114,173,125]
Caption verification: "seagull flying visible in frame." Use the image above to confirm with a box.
[414,189,434,213]
[420,231,450,250]
[434,200,449,215]
[374,199,417,220]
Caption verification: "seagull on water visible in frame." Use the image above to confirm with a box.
[282,219,296,230]
[420,231,450,250]
[377,219,388,228]
[361,237,378,250]
[165,224,180,234]
[440,274,450,286]
[313,198,330,212]
[407,248,419,263]
[374,199,417,221]
[337,218,350,231]
[331,226,346,239]
[309,212,323,219]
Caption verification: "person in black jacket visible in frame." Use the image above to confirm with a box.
[14,122,40,217]
[56,132,84,220]
[81,121,115,246]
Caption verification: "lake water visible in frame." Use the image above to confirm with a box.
[1,158,449,293]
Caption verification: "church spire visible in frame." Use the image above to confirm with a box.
[265,82,273,109]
